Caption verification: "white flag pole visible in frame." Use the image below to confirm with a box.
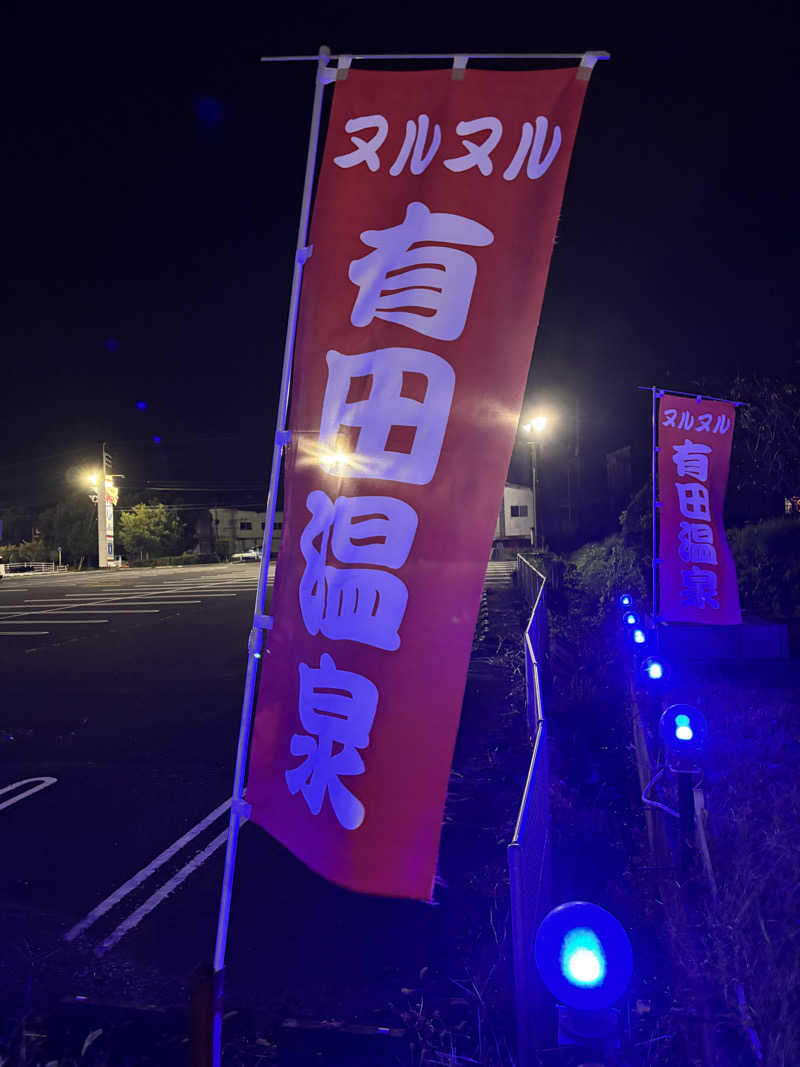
[210,41,332,1025]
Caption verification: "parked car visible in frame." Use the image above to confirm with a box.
[230,549,262,563]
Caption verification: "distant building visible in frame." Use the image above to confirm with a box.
[493,483,534,552]
[195,508,283,558]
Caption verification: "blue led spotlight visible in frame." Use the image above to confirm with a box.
[622,611,639,627]
[659,704,708,755]
[643,657,665,681]
[618,594,632,608]
[631,628,647,645]
[534,902,633,1011]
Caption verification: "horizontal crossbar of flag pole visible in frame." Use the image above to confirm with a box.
[260,51,610,62]
[637,385,747,406]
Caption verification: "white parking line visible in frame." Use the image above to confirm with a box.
[95,830,230,955]
[65,798,234,948]
[0,777,58,812]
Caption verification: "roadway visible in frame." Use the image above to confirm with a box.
[0,563,446,1029]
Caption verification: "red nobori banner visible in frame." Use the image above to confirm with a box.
[658,394,741,625]
[247,66,591,899]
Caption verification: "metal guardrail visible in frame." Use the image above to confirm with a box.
[0,562,69,575]
[507,554,550,1067]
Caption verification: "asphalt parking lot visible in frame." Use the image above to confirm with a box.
[0,561,441,1024]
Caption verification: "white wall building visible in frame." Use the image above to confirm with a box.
[196,508,283,557]
[493,483,534,547]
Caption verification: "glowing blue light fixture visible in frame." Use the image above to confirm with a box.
[618,594,632,608]
[561,927,606,987]
[535,901,633,1011]
[623,611,639,627]
[644,657,664,681]
[632,628,646,645]
[659,704,708,755]
[674,714,693,741]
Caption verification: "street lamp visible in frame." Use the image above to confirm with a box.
[521,412,552,549]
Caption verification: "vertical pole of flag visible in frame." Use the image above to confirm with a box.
[207,43,332,1065]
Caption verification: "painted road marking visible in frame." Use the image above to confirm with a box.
[95,830,230,955]
[65,798,237,951]
[0,777,58,812]
[0,630,50,635]
[0,619,109,624]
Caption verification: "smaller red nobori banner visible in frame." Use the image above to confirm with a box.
[657,394,741,624]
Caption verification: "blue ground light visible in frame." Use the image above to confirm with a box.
[535,902,633,1011]
[659,705,708,754]
[560,928,606,987]
[623,611,639,626]
[675,713,693,740]
[136,401,147,410]
[618,594,632,607]
[632,628,646,644]
[645,658,664,680]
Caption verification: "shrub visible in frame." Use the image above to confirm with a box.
[727,517,800,619]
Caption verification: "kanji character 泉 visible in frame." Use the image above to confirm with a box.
[285,653,378,829]
[349,201,494,341]
[678,521,718,564]
[680,566,720,610]
[389,114,441,176]
[333,115,388,171]
[299,490,417,650]
[319,347,455,485]
[503,117,562,180]
[676,482,711,521]
[672,438,712,482]
[443,117,503,175]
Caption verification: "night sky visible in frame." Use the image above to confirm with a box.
[3,3,798,514]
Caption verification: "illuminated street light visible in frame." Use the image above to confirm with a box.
[521,411,554,549]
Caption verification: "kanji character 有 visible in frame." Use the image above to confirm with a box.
[319,346,455,485]
[503,117,562,180]
[348,201,494,341]
[333,115,389,171]
[678,521,718,564]
[299,490,416,650]
[676,483,711,521]
[286,653,378,829]
[389,115,441,176]
[672,438,712,482]
[680,566,720,610]
[443,117,503,175]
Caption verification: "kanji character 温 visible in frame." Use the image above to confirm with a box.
[298,490,415,650]
[678,521,718,564]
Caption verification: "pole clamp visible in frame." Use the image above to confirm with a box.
[232,798,252,821]
[275,429,292,448]
[296,245,313,265]
[451,54,469,80]
[254,613,274,631]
